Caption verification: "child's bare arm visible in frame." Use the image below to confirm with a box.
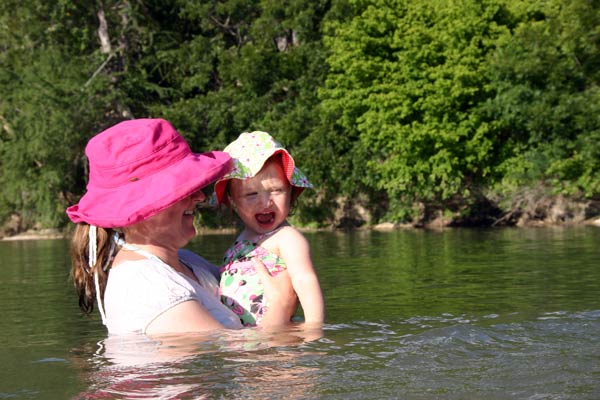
[277,227,325,324]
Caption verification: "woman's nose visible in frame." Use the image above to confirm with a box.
[191,190,206,202]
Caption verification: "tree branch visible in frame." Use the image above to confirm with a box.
[84,53,114,87]
[97,1,111,54]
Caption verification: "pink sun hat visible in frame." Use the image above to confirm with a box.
[66,118,232,228]
[214,131,313,206]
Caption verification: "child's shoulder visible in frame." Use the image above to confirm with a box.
[266,225,308,251]
[272,224,304,238]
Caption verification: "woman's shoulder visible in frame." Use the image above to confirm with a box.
[109,258,154,278]
[107,259,183,294]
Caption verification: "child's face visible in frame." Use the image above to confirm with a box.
[229,159,292,235]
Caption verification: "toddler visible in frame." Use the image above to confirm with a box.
[214,131,325,326]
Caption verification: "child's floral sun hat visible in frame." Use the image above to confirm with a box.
[214,131,313,206]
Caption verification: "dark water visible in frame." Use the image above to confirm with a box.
[1,227,599,399]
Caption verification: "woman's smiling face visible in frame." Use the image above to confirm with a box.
[125,190,206,249]
[229,158,292,236]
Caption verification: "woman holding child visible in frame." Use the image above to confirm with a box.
[67,118,299,335]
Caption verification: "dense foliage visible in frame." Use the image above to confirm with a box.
[1,0,598,232]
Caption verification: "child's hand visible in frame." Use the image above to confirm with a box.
[253,259,297,328]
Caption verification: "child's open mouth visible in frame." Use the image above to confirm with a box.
[255,212,275,227]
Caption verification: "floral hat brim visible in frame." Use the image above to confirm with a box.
[214,131,313,205]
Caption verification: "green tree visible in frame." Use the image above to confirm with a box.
[147,1,331,150]
[0,1,109,229]
[140,0,332,226]
[481,0,600,203]
[319,0,511,222]
[0,0,184,230]
[0,0,333,231]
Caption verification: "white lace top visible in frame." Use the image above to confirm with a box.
[103,249,242,334]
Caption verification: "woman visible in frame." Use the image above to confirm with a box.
[67,118,295,335]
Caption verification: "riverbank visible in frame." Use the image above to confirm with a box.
[0,227,240,241]
[0,229,65,241]
[2,217,600,242]
[3,191,599,241]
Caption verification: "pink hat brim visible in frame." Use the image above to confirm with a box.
[66,151,231,228]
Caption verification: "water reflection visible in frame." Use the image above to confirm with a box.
[304,227,600,323]
[74,326,324,399]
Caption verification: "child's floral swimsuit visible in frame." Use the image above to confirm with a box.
[219,232,286,326]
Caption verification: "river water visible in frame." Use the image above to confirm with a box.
[0,226,599,399]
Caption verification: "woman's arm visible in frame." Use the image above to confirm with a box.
[146,300,225,335]
[255,259,298,328]
[146,254,298,334]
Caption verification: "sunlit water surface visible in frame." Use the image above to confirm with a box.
[1,227,599,399]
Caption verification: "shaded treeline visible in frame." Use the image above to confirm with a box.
[1,0,599,234]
